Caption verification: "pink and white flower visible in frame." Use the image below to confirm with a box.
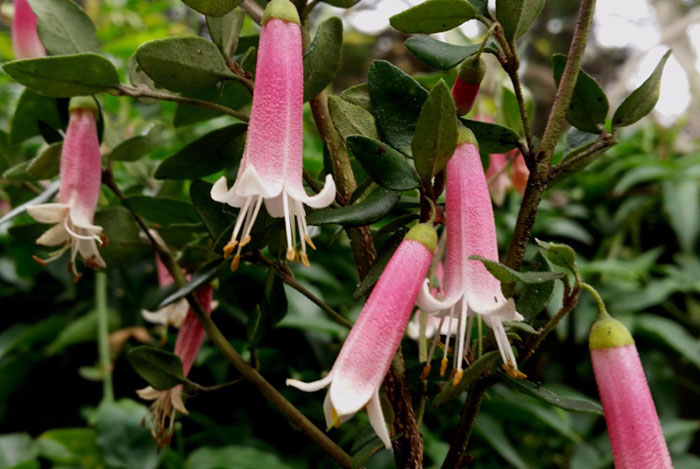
[287,223,437,449]
[142,254,190,328]
[27,97,105,278]
[12,0,45,59]
[211,0,335,270]
[417,128,524,384]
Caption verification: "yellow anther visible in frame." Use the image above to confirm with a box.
[286,247,296,261]
[503,362,527,379]
[452,369,464,387]
[419,363,432,380]
[230,254,241,272]
[449,368,457,380]
[300,252,310,267]
[239,236,251,248]
[331,407,341,428]
[304,234,316,250]
[99,233,108,247]
[223,241,238,259]
[440,357,448,377]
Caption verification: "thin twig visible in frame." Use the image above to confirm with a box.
[241,0,263,24]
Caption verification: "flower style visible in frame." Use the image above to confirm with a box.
[12,0,45,59]
[287,223,437,449]
[416,128,524,384]
[26,97,105,279]
[589,312,672,469]
[211,0,335,270]
[138,285,214,448]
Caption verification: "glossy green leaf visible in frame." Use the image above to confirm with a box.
[321,0,360,7]
[96,400,158,469]
[28,0,100,55]
[470,255,565,284]
[10,90,62,145]
[434,351,500,405]
[128,346,187,390]
[404,36,495,70]
[613,50,671,128]
[38,428,103,467]
[155,123,247,179]
[328,95,379,140]
[158,259,225,309]
[108,122,165,162]
[412,79,458,181]
[552,54,608,134]
[307,187,400,226]
[390,0,478,34]
[183,0,242,17]
[121,196,200,226]
[500,373,603,414]
[190,180,235,241]
[3,54,120,97]
[496,0,546,42]
[303,17,343,102]
[135,36,235,93]
[26,142,62,179]
[347,136,421,191]
[459,118,520,153]
[207,8,244,57]
[536,239,577,271]
[368,60,428,155]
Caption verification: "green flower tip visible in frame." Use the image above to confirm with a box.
[456,126,477,146]
[589,316,635,350]
[262,0,300,25]
[457,55,486,84]
[405,223,438,252]
[68,96,99,118]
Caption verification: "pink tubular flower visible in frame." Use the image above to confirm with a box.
[451,55,485,116]
[417,128,524,384]
[287,223,437,449]
[211,0,335,270]
[138,285,214,448]
[485,152,510,206]
[26,97,105,278]
[12,0,45,59]
[589,313,672,469]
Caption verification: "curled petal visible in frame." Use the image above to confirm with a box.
[286,173,337,209]
[36,223,70,246]
[366,392,392,449]
[26,203,69,224]
[286,373,333,393]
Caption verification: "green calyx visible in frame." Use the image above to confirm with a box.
[262,0,300,25]
[457,55,486,84]
[456,126,478,146]
[589,316,634,350]
[68,96,99,117]
[405,223,438,252]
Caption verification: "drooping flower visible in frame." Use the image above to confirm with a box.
[211,0,335,270]
[12,0,45,59]
[406,263,459,341]
[287,223,437,449]
[26,96,105,279]
[451,55,485,116]
[417,128,524,384]
[589,310,672,469]
[138,285,214,448]
[142,255,190,328]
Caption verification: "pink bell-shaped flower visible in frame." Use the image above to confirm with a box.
[589,309,672,469]
[416,128,524,384]
[12,0,45,59]
[211,0,335,270]
[287,223,437,449]
[27,97,105,278]
[138,285,214,448]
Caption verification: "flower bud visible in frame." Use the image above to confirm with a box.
[452,55,486,116]
[12,0,45,59]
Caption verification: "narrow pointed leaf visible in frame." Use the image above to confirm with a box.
[321,0,360,7]
[459,118,520,153]
[434,351,500,405]
[470,255,565,284]
[496,0,546,42]
[158,259,225,309]
[347,136,421,191]
[552,54,608,134]
[390,0,478,34]
[182,0,242,17]
[328,95,379,140]
[207,8,244,57]
[307,187,400,226]
[404,36,496,70]
[28,0,100,55]
[303,17,343,102]
[128,346,186,390]
[499,373,603,414]
[26,142,62,179]
[108,123,165,162]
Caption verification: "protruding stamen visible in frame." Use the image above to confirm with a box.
[286,247,296,261]
[304,234,316,250]
[239,236,251,248]
[419,363,432,380]
[440,357,448,377]
[223,241,238,259]
[63,218,101,242]
[230,254,241,272]
[99,233,108,247]
[300,252,310,267]
[503,362,527,379]
[452,369,464,387]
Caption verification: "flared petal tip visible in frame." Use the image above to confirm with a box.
[285,374,332,393]
[289,173,337,209]
[26,203,69,224]
[416,279,460,315]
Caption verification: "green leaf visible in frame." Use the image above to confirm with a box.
[552,54,609,134]
[135,36,235,93]
[347,136,421,191]
[471,0,489,15]
[473,414,528,469]
[307,187,400,226]
[412,79,458,181]
[28,0,100,55]
[10,90,62,145]
[182,0,242,17]
[613,50,671,128]
[321,0,360,7]
[174,82,251,127]
[303,17,343,102]
[262,268,288,326]
[517,280,555,319]
[469,255,565,284]
[128,346,187,390]
[404,36,496,70]
[184,446,295,469]
[38,428,103,467]
[459,118,520,153]
[496,0,546,42]
[0,433,37,469]
[158,259,225,309]
[96,400,158,469]
[155,123,247,179]
[662,179,699,253]
[94,208,150,268]
[340,83,372,111]
[351,432,385,468]
[499,373,603,414]
[207,8,245,57]
[3,54,120,97]
[328,95,379,141]
[368,60,428,155]
[390,0,478,34]
[434,351,500,406]
[26,142,62,179]
[46,310,117,355]
[190,180,234,241]
[535,239,577,271]
[108,122,165,162]
[635,314,700,370]
[121,196,200,226]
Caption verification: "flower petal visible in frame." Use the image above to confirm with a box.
[415,279,460,316]
[367,392,392,449]
[286,173,336,209]
[286,373,333,392]
[26,203,69,224]
[234,165,283,200]
[36,223,69,246]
